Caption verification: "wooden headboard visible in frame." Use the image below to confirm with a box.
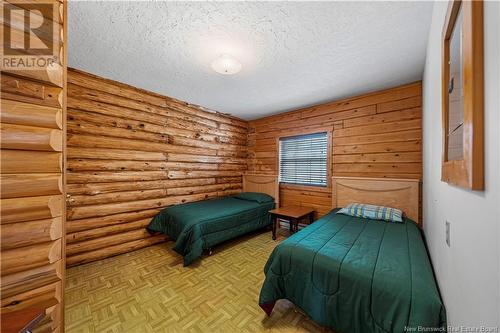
[332,177,420,224]
[242,174,279,206]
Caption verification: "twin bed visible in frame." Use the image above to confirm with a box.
[147,174,279,266]
[259,177,446,332]
[147,175,446,332]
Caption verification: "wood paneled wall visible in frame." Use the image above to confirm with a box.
[248,82,422,217]
[1,1,67,332]
[65,69,248,266]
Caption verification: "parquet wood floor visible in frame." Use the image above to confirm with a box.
[65,230,333,333]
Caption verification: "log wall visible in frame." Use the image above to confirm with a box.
[65,69,248,266]
[1,1,67,332]
[248,82,422,217]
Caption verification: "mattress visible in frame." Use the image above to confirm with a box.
[259,209,446,333]
[147,196,274,266]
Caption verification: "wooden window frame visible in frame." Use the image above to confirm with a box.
[441,0,484,190]
[275,126,333,192]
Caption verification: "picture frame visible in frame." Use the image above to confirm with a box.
[441,0,484,190]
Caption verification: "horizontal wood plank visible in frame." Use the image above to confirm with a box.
[248,82,422,216]
[65,69,248,264]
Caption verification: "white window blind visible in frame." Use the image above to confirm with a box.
[279,132,328,187]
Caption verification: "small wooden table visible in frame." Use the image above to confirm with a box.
[269,206,315,240]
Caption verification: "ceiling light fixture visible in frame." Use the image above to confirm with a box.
[211,54,242,75]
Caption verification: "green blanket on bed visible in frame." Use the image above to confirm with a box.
[259,209,446,333]
[148,197,274,266]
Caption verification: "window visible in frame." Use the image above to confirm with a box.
[279,132,328,187]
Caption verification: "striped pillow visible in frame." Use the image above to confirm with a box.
[337,203,403,223]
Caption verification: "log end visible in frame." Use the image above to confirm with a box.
[48,240,62,263]
[48,195,63,219]
[49,217,63,240]
[46,63,63,88]
[49,129,63,152]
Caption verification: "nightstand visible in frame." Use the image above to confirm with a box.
[269,206,315,240]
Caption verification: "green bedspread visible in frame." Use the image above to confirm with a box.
[147,196,274,266]
[259,209,446,333]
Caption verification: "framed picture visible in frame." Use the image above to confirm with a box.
[441,0,484,190]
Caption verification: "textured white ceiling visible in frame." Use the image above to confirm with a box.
[68,1,433,120]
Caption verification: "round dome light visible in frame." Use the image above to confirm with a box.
[211,54,242,75]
